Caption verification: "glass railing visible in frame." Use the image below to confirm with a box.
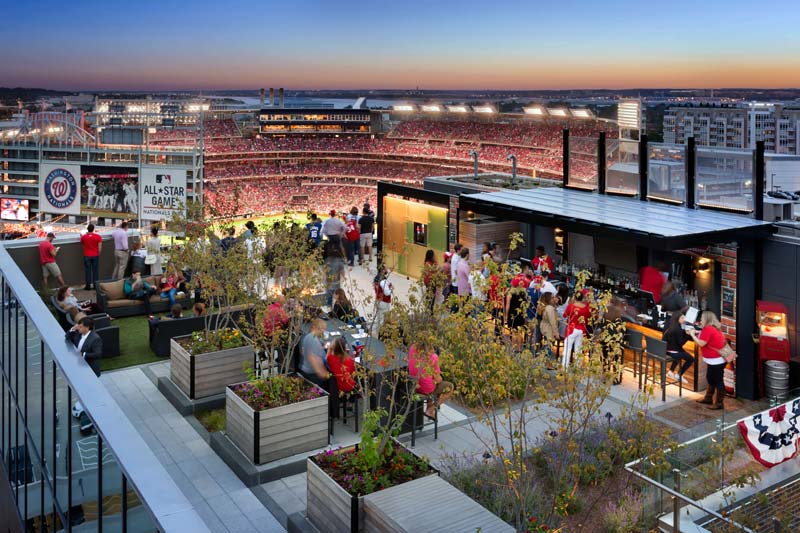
[568,136,598,190]
[0,243,207,532]
[605,138,639,194]
[696,147,754,213]
[648,143,687,204]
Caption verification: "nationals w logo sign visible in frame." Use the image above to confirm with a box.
[43,168,78,209]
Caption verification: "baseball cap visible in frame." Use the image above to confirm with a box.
[329,209,337,216]
[46,232,55,238]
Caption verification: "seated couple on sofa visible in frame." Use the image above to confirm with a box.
[124,269,187,317]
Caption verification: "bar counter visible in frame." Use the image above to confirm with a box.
[625,323,706,393]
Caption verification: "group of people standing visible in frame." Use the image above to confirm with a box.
[39,221,166,292]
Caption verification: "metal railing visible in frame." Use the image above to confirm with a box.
[627,389,800,532]
[0,242,208,532]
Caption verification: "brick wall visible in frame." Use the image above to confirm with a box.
[449,196,459,245]
[705,244,738,347]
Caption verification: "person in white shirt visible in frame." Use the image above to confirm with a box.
[450,243,463,294]
[322,209,346,238]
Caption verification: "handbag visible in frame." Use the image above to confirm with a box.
[145,254,157,265]
[719,343,737,363]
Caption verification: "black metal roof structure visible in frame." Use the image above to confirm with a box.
[459,187,775,249]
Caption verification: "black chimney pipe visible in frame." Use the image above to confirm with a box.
[754,140,765,220]
[686,136,696,209]
[597,131,606,194]
[562,128,570,187]
[638,133,648,201]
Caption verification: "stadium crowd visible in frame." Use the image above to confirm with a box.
[203,177,376,217]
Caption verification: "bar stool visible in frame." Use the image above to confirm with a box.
[642,338,672,402]
[410,394,439,448]
[624,330,645,388]
[339,392,360,433]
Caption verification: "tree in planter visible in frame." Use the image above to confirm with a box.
[166,201,262,347]
[436,237,676,531]
[308,243,443,495]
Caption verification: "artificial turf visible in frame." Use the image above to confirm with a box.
[100,315,162,372]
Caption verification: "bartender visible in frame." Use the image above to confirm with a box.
[639,262,666,304]
[660,280,688,313]
[532,246,554,278]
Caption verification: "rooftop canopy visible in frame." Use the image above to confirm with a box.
[459,187,775,249]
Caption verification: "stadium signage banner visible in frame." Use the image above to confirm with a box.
[39,163,81,215]
[139,167,187,221]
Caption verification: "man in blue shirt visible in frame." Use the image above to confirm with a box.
[306,213,323,247]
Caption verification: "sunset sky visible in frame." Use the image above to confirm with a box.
[2,0,799,91]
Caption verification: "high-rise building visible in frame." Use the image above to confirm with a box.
[663,102,800,154]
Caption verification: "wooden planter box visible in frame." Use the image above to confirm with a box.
[225,379,329,464]
[307,443,437,533]
[170,337,254,400]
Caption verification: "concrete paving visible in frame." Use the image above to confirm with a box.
[101,367,285,532]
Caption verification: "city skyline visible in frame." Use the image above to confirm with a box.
[2,0,800,91]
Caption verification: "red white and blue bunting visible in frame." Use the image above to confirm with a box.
[737,399,800,468]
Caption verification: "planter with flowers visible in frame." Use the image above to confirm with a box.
[306,410,436,533]
[171,328,254,400]
[226,373,329,464]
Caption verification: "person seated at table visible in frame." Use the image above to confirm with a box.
[408,339,453,421]
[662,312,695,383]
[326,337,357,399]
[331,288,357,322]
[299,318,332,388]
[263,295,290,339]
[192,302,207,317]
[56,285,103,315]
[124,270,157,317]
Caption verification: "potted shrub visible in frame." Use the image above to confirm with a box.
[171,327,254,399]
[226,372,329,464]
[306,410,436,533]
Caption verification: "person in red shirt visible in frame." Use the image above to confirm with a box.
[562,290,593,368]
[326,337,356,396]
[262,297,290,337]
[408,340,453,421]
[687,311,727,410]
[38,232,65,289]
[80,224,103,290]
[638,264,666,304]
[532,246,554,278]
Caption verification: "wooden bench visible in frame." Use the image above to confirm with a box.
[363,475,513,533]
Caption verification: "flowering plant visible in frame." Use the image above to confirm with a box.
[232,374,325,411]
[526,516,550,532]
[187,327,247,354]
[313,441,430,496]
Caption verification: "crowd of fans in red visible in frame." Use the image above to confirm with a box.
[203,177,376,217]
[204,159,443,183]
[147,119,240,144]
[191,117,617,215]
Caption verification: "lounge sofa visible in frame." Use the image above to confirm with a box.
[148,305,256,357]
[95,277,191,318]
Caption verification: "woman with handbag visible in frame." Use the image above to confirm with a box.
[145,226,162,276]
[687,311,731,410]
